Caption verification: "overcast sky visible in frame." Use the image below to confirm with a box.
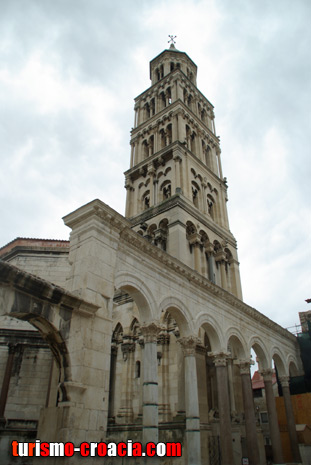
[1,0,310,330]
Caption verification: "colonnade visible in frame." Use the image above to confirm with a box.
[108,321,301,465]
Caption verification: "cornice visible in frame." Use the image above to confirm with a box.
[63,198,130,233]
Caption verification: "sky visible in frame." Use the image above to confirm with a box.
[0,0,310,330]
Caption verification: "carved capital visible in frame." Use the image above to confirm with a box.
[260,369,273,382]
[209,351,230,367]
[215,251,226,263]
[178,336,201,356]
[121,338,135,361]
[279,375,290,388]
[235,359,254,375]
[157,331,170,345]
[188,233,201,246]
[205,241,214,254]
[140,322,163,343]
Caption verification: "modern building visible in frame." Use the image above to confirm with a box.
[0,44,305,465]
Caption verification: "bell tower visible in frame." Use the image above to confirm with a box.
[124,43,242,299]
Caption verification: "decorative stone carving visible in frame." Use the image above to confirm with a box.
[140,322,163,343]
[260,368,273,382]
[279,375,290,388]
[209,351,230,367]
[121,336,135,361]
[235,359,254,375]
[178,336,201,356]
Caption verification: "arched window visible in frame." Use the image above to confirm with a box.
[166,124,172,145]
[191,181,200,208]
[159,129,166,149]
[207,194,215,220]
[142,140,149,159]
[160,180,172,200]
[142,191,150,210]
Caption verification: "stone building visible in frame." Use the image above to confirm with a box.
[0,44,305,464]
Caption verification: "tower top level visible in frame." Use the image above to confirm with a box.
[125,46,243,300]
[150,44,197,86]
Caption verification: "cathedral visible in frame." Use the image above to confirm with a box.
[0,43,305,464]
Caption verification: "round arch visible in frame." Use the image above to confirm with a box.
[288,357,300,377]
[8,310,72,384]
[248,336,270,370]
[114,272,157,322]
[159,296,193,337]
[226,329,248,359]
[195,313,223,351]
[271,347,287,377]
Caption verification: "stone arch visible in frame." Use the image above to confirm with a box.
[142,190,150,210]
[112,322,123,342]
[130,317,141,337]
[186,220,197,237]
[288,358,300,377]
[249,336,270,370]
[159,179,172,200]
[271,348,287,377]
[159,296,193,337]
[199,229,209,245]
[147,223,157,241]
[207,193,216,220]
[7,312,72,390]
[191,180,200,208]
[226,330,248,359]
[114,272,157,322]
[196,313,223,352]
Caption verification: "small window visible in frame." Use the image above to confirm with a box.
[135,361,141,378]
[253,388,263,398]
[260,412,268,423]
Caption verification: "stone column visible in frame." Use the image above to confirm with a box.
[174,154,182,191]
[215,251,227,289]
[178,336,201,465]
[172,115,178,141]
[0,344,16,426]
[118,337,135,422]
[238,361,261,465]
[279,376,302,463]
[177,112,186,143]
[140,322,161,445]
[227,358,236,416]
[158,331,171,422]
[261,369,284,464]
[205,242,215,284]
[201,182,207,214]
[189,234,201,273]
[148,165,156,206]
[108,343,118,420]
[211,352,234,465]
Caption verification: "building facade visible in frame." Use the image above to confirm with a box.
[0,45,304,465]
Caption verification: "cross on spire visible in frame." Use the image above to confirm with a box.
[168,35,177,46]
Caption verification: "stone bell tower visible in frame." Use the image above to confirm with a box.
[124,43,242,299]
